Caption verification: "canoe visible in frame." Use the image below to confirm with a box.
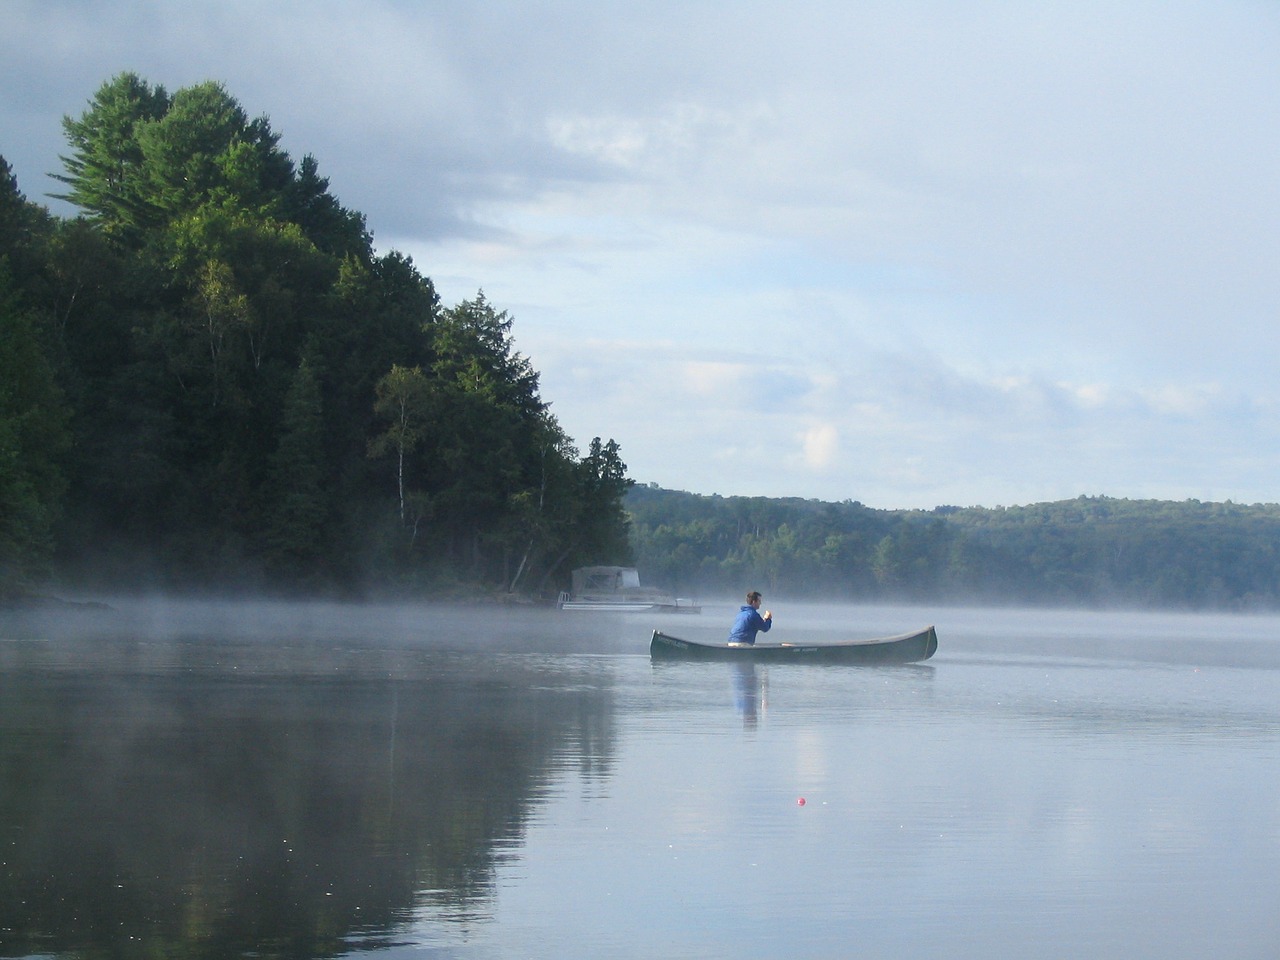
[649,625,938,664]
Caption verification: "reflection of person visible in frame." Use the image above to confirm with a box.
[727,590,773,645]
[733,663,762,728]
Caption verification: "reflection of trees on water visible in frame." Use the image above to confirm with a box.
[0,642,618,958]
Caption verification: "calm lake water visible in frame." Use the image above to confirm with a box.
[2,599,1278,959]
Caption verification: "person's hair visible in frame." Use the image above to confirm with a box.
[746,591,762,603]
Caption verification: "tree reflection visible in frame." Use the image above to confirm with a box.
[0,640,617,957]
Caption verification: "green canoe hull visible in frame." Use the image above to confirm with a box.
[650,625,938,664]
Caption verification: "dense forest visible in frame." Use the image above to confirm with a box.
[0,73,632,600]
[627,486,1280,610]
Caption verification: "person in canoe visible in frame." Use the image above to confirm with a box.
[727,590,773,645]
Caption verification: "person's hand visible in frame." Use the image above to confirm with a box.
[763,610,772,620]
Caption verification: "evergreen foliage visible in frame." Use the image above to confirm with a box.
[0,75,632,598]
[0,267,71,596]
[0,157,70,597]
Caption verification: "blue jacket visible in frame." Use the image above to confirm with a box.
[728,605,772,645]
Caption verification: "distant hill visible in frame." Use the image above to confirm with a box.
[624,484,1280,610]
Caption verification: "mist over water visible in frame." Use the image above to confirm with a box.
[2,600,1278,958]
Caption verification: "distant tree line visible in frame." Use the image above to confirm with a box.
[0,73,632,600]
[627,486,1280,610]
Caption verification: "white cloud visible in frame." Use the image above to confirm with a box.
[7,0,1280,507]
[800,424,840,471]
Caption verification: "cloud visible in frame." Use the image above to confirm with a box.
[6,0,1280,507]
[800,424,840,471]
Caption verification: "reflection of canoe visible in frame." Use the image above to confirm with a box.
[649,626,938,664]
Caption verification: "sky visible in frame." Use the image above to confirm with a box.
[4,1,1279,510]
